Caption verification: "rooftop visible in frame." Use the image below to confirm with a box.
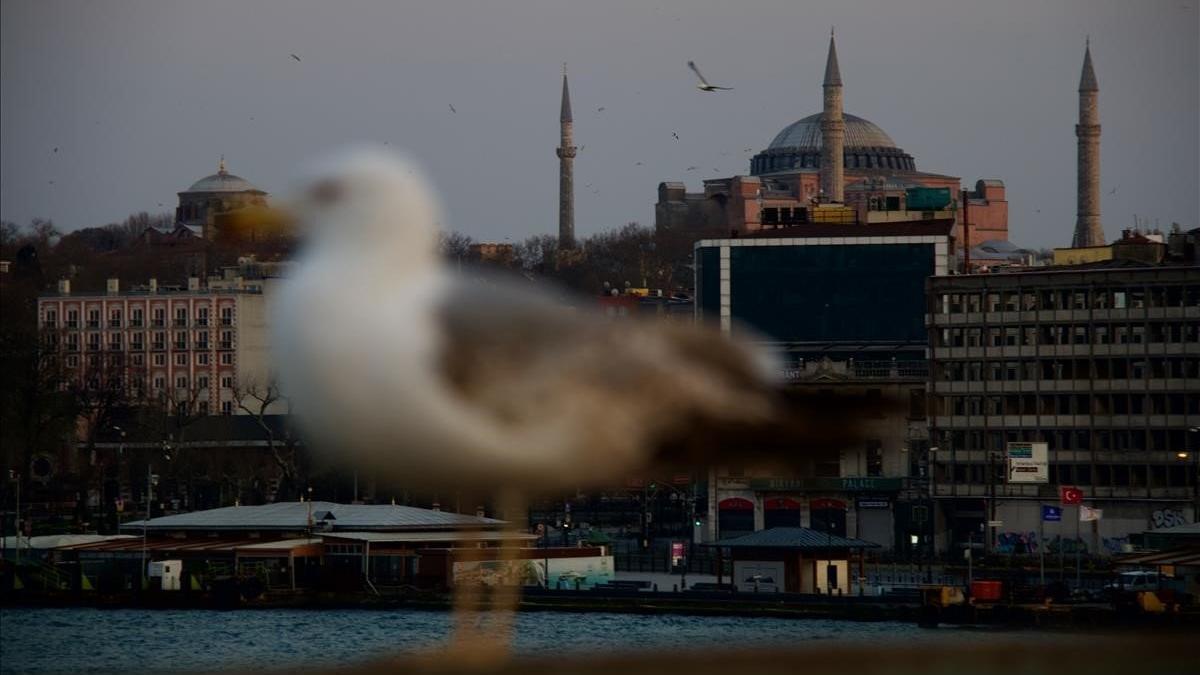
[120,501,505,533]
[710,527,880,550]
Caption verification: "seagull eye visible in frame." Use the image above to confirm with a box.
[308,179,345,205]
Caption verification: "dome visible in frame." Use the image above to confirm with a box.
[750,112,915,176]
[768,113,896,150]
[183,171,263,194]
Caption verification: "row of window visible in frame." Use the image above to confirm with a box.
[53,331,236,352]
[938,462,1195,489]
[935,322,1200,348]
[935,357,1200,382]
[935,392,1200,417]
[64,351,234,368]
[935,285,1200,314]
[42,306,236,329]
[937,428,1198,453]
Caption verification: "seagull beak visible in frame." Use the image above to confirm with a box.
[218,203,298,242]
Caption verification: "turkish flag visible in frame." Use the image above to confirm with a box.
[1060,486,1083,505]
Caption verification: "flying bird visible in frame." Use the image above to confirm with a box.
[672,132,680,140]
[596,107,605,112]
[290,53,301,62]
[448,104,456,113]
[686,166,697,171]
[635,161,643,166]
[270,148,890,654]
[688,60,732,92]
[52,147,58,153]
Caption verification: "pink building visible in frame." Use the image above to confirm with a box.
[38,275,275,416]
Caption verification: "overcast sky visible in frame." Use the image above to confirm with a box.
[2,0,1196,248]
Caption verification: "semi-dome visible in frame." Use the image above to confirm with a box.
[751,112,916,175]
[768,112,896,150]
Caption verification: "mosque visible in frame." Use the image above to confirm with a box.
[653,34,1009,255]
[173,157,269,239]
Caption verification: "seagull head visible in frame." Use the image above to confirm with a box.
[287,146,444,269]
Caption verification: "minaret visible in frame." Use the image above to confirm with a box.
[556,64,577,249]
[819,29,845,203]
[1073,39,1104,247]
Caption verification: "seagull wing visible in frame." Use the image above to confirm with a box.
[435,274,889,487]
[687,60,712,87]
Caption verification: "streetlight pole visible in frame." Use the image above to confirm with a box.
[142,464,156,590]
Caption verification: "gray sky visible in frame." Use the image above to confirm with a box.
[2,0,1197,249]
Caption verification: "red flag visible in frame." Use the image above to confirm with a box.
[1060,486,1083,505]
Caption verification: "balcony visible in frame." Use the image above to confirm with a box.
[152,343,166,351]
[66,320,78,329]
[108,319,122,328]
[196,319,209,327]
[151,319,165,328]
[220,318,233,327]
[131,320,144,328]
[174,319,188,328]
[219,341,233,350]
[44,320,57,329]
[87,320,100,329]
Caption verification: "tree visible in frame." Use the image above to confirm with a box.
[233,377,304,502]
[439,231,474,264]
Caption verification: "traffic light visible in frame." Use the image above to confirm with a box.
[693,518,702,527]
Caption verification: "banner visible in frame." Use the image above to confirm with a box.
[1041,505,1062,522]
[1079,505,1103,522]
[1006,442,1048,484]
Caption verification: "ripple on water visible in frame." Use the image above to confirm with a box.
[1,607,1073,673]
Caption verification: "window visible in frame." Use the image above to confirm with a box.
[175,353,187,366]
[196,353,209,366]
[221,400,233,415]
[198,401,209,415]
[220,307,234,326]
[153,375,165,390]
[109,309,122,328]
[153,353,165,366]
[220,331,233,349]
[131,308,144,327]
[44,309,58,328]
[176,375,188,389]
[87,309,100,328]
[67,309,79,328]
[197,375,209,389]
[196,307,209,326]
[152,307,165,327]
[175,307,188,327]
[109,334,122,350]
[866,440,883,477]
[174,331,187,350]
[220,376,233,388]
[131,354,144,367]
[220,352,233,365]
[87,333,101,351]
[196,332,209,349]
[66,355,79,368]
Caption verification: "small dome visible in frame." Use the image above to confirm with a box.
[768,112,897,150]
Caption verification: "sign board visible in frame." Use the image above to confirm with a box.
[670,541,686,568]
[987,520,1003,528]
[856,498,890,509]
[1041,505,1062,522]
[1006,442,1049,484]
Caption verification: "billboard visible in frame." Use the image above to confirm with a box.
[1007,442,1049,484]
[452,555,614,590]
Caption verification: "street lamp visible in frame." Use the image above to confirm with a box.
[141,445,170,591]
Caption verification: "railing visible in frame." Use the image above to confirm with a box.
[782,359,929,381]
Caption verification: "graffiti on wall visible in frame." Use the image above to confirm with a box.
[1102,536,1131,555]
[1151,508,1186,530]
[995,531,1039,554]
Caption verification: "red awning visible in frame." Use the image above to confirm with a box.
[764,497,802,510]
[718,497,755,511]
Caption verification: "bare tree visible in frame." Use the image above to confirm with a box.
[233,377,303,502]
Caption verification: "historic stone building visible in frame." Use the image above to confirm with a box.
[175,158,269,240]
[656,34,1008,257]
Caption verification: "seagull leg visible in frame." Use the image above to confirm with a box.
[485,487,528,652]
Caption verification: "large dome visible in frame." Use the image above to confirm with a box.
[182,161,264,194]
[751,112,915,175]
[768,112,896,150]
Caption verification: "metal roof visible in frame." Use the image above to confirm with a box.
[120,502,504,533]
[1114,546,1200,567]
[709,527,880,550]
[321,531,538,544]
[182,171,264,194]
[1,534,136,550]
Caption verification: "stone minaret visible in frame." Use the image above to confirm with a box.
[1073,39,1104,247]
[819,30,845,203]
[556,65,577,249]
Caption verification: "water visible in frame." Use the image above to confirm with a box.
[1,607,1055,673]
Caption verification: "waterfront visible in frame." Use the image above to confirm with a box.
[1,607,1069,673]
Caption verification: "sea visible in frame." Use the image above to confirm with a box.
[0,607,1067,673]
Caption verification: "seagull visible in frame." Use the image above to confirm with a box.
[290,53,301,62]
[672,132,679,140]
[635,162,643,166]
[270,147,891,655]
[688,61,732,92]
[1108,186,1117,194]
[685,166,697,171]
[448,104,456,113]
[53,147,58,153]
[596,107,605,112]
